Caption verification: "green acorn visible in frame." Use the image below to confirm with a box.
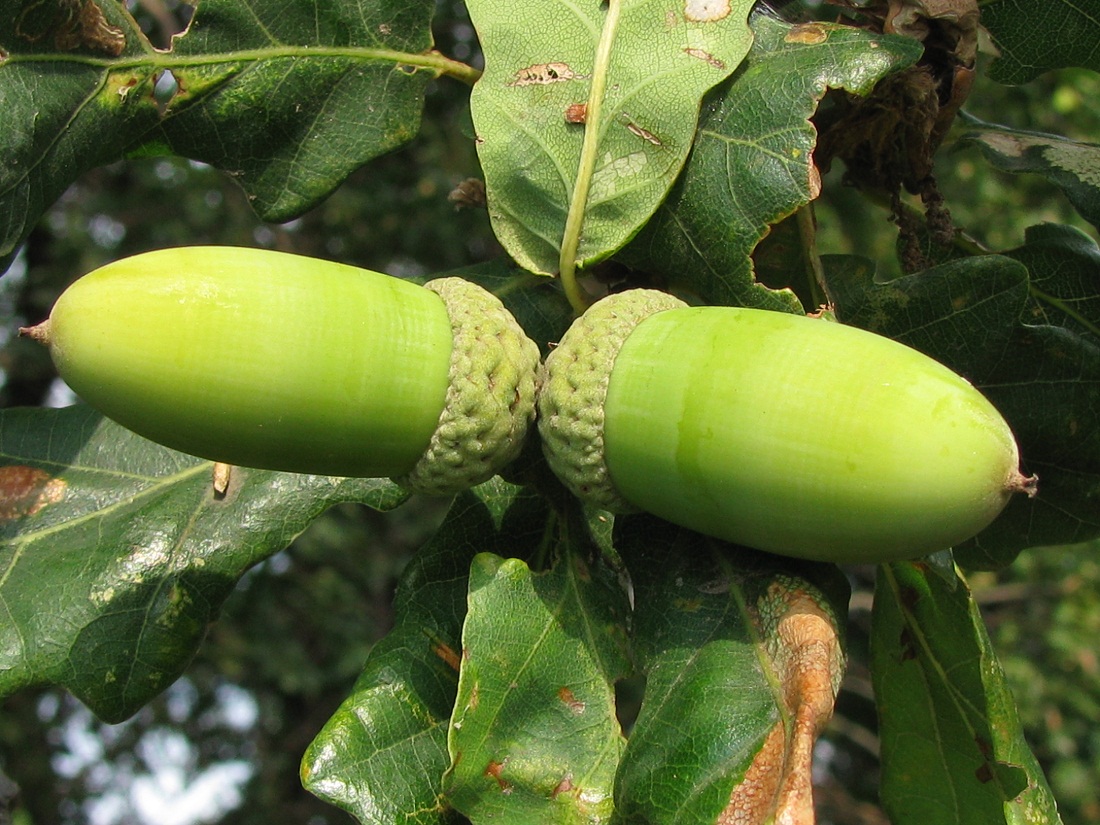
[538,289,1035,563]
[23,246,541,494]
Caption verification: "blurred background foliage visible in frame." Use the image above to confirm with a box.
[1,1,1098,823]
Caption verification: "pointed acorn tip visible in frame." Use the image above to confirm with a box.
[1009,470,1039,498]
[18,320,52,346]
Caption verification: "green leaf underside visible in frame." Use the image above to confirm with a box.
[825,250,1100,567]
[872,562,1061,825]
[303,479,551,825]
[961,124,1100,230]
[0,405,406,723]
[0,0,440,270]
[445,534,632,824]
[616,12,922,311]
[613,514,849,825]
[981,0,1100,84]
[467,0,756,276]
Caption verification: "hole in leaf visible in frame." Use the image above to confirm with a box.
[153,69,179,106]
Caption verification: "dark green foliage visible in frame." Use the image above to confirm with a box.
[1,1,1098,824]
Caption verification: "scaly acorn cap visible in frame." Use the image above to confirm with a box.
[538,288,687,511]
[396,276,542,496]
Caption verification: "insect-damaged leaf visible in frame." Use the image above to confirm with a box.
[303,479,551,825]
[616,12,922,310]
[467,0,756,277]
[444,534,631,823]
[960,124,1100,231]
[613,515,848,825]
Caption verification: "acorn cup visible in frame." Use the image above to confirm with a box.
[22,246,541,495]
[538,289,1036,563]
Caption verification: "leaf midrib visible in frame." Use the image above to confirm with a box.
[1,45,477,83]
[0,461,209,589]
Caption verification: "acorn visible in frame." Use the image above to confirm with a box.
[22,246,541,494]
[538,289,1035,563]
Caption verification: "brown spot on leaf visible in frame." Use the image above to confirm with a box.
[106,73,141,102]
[972,735,1019,786]
[17,0,125,56]
[673,596,703,612]
[684,0,731,22]
[764,584,845,732]
[683,47,726,70]
[565,103,588,124]
[508,62,583,86]
[720,724,787,825]
[429,636,462,671]
[552,775,574,798]
[975,735,993,760]
[899,583,921,611]
[621,115,662,146]
[808,163,822,199]
[0,466,66,521]
[558,687,586,714]
[785,23,830,44]
[484,760,513,794]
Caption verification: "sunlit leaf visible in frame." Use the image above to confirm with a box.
[617,12,922,310]
[303,478,550,825]
[444,514,632,824]
[960,123,1100,230]
[613,515,848,825]
[0,406,406,722]
[468,0,756,276]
